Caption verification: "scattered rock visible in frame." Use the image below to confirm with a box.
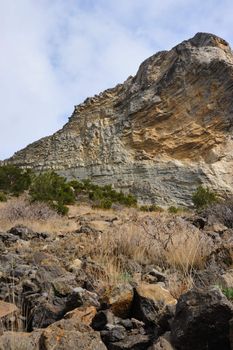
[64,305,97,326]
[40,316,107,350]
[67,258,82,272]
[171,288,233,350]
[132,283,176,325]
[92,310,117,331]
[102,283,134,318]
[107,334,151,350]
[148,332,174,349]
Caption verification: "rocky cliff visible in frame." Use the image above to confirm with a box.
[4,32,233,206]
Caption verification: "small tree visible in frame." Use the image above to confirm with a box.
[29,171,75,215]
[192,185,218,209]
[0,165,32,195]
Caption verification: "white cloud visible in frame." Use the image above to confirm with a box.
[1,0,233,159]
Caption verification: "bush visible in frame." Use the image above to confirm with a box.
[168,206,180,214]
[0,197,59,221]
[222,287,233,300]
[140,205,164,212]
[93,198,113,209]
[29,171,75,215]
[69,178,137,208]
[0,165,32,195]
[192,186,218,209]
[0,191,7,202]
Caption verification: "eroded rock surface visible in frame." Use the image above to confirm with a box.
[4,32,233,206]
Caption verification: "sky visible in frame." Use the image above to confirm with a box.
[1,0,233,159]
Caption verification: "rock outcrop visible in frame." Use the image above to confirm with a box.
[4,32,233,206]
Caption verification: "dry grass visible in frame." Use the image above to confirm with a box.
[0,197,77,233]
[76,213,212,289]
[0,198,212,296]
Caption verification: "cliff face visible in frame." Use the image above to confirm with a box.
[4,33,233,205]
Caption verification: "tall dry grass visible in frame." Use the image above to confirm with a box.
[0,197,77,233]
[81,213,212,289]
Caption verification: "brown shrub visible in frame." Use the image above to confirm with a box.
[82,213,212,286]
[0,197,59,221]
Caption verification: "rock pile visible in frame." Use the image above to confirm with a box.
[0,209,233,349]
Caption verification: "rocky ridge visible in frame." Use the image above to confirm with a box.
[4,32,233,206]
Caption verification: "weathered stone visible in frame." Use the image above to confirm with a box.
[40,316,107,350]
[102,283,134,318]
[92,310,117,331]
[4,33,233,206]
[68,258,82,272]
[0,330,42,350]
[132,283,176,325]
[101,325,126,343]
[148,332,174,350]
[64,305,97,326]
[171,288,233,350]
[107,334,151,350]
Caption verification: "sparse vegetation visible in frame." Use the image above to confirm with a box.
[29,171,75,215]
[70,179,137,209]
[0,165,137,214]
[168,206,180,214]
[140,204,164,212]
[0,191,7,202]
[222,287,233,300]
[0,165,32,196]
[192,185,218,209]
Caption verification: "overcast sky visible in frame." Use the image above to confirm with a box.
[1,0,233,159]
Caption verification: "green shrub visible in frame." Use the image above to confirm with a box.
[0,191,7,202]
[29,171,75,215]
[93,198,113,209]
[140,204,164,212]
[69,180,85,194]
[69,178,137,208]
[192,185,218,209]
[222,287,233,300]
[168,206,180,214]
[0,165,32,195]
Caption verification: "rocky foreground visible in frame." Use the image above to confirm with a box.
[4,32,233,206]
[0,203,233,349]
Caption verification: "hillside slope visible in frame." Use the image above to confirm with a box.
[4,33,233,205]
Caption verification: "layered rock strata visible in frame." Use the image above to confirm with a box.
[4,33,233,205]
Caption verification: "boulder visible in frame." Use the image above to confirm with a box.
[64,305,97,326]
[148,332,174,350]
[107,334,151,350]
[101,325,127,343]
[132,283,176,326]
[171,288,233,350]
[40,316,107,350]
[92,310,117,331]
[102,283,134,318]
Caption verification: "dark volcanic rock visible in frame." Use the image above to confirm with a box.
[171,288,233,350]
